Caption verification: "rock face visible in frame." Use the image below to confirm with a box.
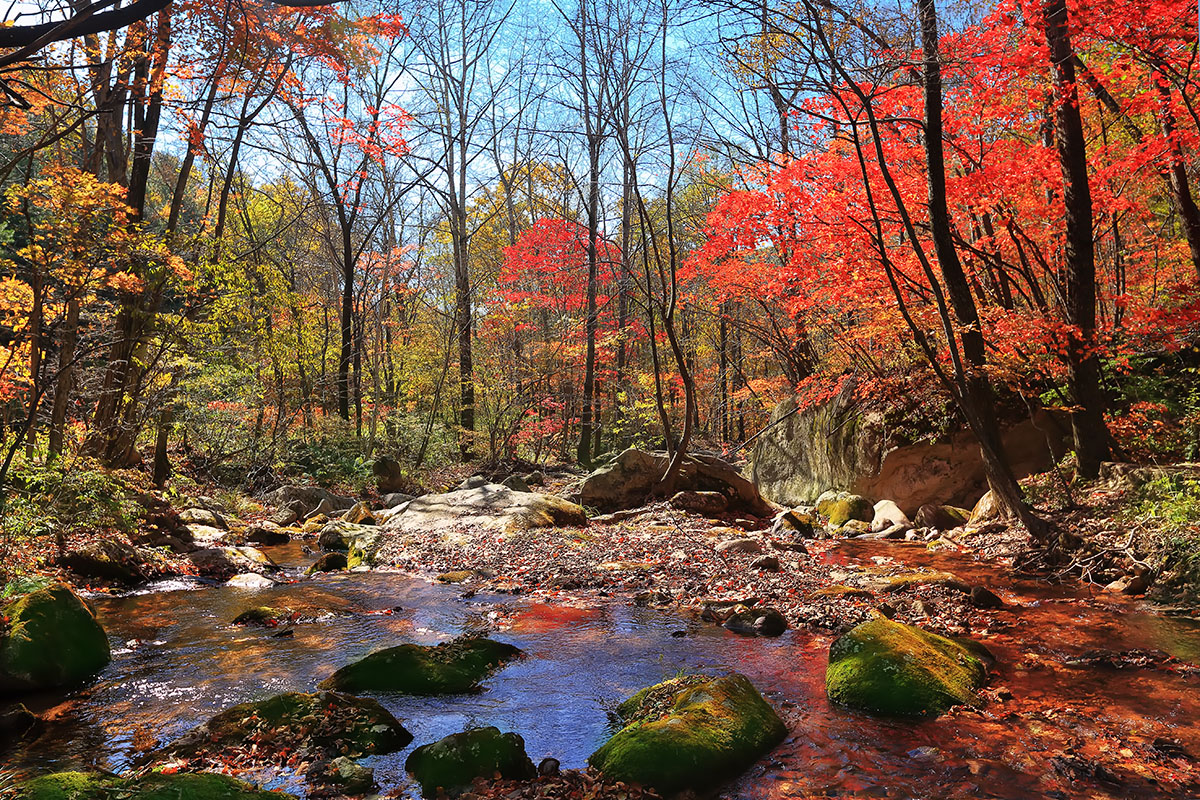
[825,616,989,717]
[163,691,411,764]
[405,727,536,797]
[16,771,289,800]
[589,673,786,794]
[382,485,586,540]
[750,381,1064,514]
[320,637,521,694]
[0,584,110,692]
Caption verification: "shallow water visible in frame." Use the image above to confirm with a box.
[3,540,1200,798]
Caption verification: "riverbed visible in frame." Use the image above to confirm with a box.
[3,540,1199,798]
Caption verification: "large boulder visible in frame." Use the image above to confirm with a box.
[382,485,586,540]
[580,448,773,515]
[162,691,411,765]
[187,546,278,579]
[825,616,989,717]
[263,485,355,518]
[914,504,971,530]
[178,508,227,529]
[750,379,1065,514]
[405,727,536,797]
[372,456,411,494]
[589,673,786,794]
[815,491,874,527]
[16,771,290,800]
[61,539,148,585]
[320,637,520,694]
[0,584,110,693]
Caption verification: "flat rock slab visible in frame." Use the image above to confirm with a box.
[382,484,586,542]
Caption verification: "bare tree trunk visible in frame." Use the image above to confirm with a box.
[1042,0,1111,477]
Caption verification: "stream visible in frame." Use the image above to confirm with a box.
[3,540,1200,798]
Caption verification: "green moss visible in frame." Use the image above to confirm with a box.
[17,772,288,800]
[880,571,969,593]
[16,772,117,800]
[825,616,988,717]
[319,637,521,694]
[0,584,110,691]
[165,691,411,761]
[588,673,787,794]
[404,726,535,797]
[436,570,474,584]
[816,494,874,527]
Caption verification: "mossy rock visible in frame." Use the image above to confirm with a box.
[319,637,520,694]
[825,616,988,717]
[163,690,411,764]
[16,772,289,800]
[0,584,110,692]
[306,552,348,574]
[815,492,874,527]
[404,726,535,797]
[588,673,787,794]
[436,570,475,584]
[879,571,969,594]
[232,605,339,626]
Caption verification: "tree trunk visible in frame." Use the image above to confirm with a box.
[1042,0,1111,477]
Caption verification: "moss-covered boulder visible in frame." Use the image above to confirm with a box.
[306,552,348,574]
[16,771,289,800]
[404,727,535,797]
[162,691,410,767]
[0,584,110,693]
[815,491,874,528]
[588,673,786,794]
[825,616,989,717]
[319,637,520,694]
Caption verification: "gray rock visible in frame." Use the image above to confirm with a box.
[186,524,228,546]
[226,573,277,590]
[715,538,764,556]
[871,499,910,530]
[178,508,227,529]
[378,492,414,508]
[501,474,531,492]
[457,475,490,490]
[381,485,587,542]
[525,471,546,487]
[267,507,298,527]
[580,448,773,515]
[264,485,355,517]
[750,555,781,571]
[189,546,278,578]
[669,490,729,515]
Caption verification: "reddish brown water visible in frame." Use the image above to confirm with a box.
[2,540,1199,798]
